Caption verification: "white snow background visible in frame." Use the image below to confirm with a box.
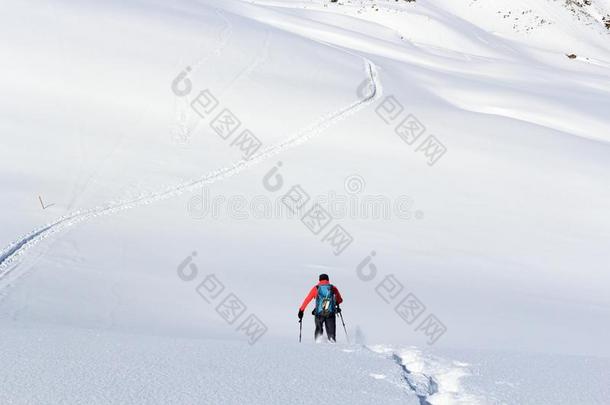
[1,0,610,403]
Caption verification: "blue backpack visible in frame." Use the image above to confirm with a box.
[315,284,336,316]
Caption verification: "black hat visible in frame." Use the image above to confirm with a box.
[319,273,329,281]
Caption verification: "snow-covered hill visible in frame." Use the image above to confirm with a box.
[1,0,610,403]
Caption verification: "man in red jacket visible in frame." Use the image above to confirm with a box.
[298,274,343,342]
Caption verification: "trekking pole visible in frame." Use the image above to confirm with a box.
[299,319,303,343]
[338,311,349,343]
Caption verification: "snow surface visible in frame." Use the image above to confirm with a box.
[1,0,610,403]
[0,325,422,405]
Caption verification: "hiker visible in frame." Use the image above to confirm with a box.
[298,273,343,342]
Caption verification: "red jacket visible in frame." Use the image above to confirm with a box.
[299,280,343,312]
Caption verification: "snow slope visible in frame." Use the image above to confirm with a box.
[0,325,423,405]
[1,0,610,403]
[3,324,608,404]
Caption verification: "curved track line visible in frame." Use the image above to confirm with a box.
[172,9,234,143]
[221,29,271,95]
[0,60,382,284]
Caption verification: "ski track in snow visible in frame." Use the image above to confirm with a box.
[0,60,382,289]
[391,353,439,405]
[174,10,272,144]
[368,345,483,405]
[172,9,234,143]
